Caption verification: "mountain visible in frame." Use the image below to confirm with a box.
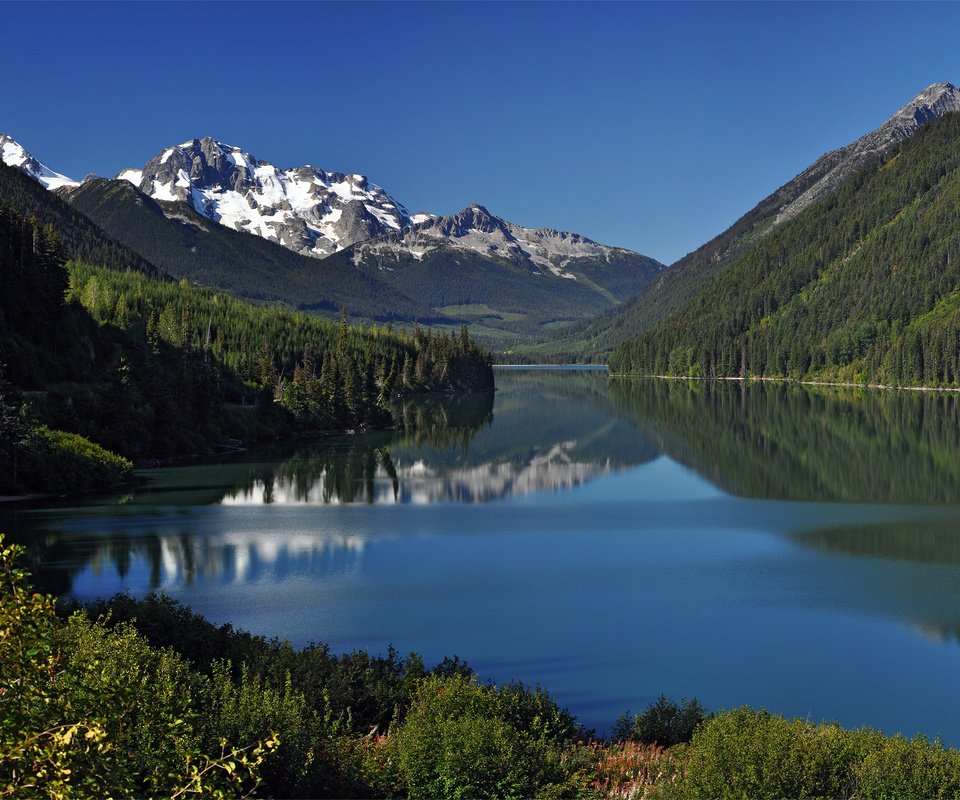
[117,137,412,257]
[115,139,663,337]
[59,177,446,322]
[353,203,659,288]
[3,132,664,338]
[330,204,665,338]
[0,133,78,190]
[541,82,960,360]
[609,108,960,388]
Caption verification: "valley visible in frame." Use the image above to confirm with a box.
[7,24,960,794]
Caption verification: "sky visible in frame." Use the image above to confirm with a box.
[2,1,960,265]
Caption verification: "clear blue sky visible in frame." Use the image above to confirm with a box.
[2,1,959,264]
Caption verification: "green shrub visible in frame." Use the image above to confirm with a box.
[203,660,358,798]
[391,675,577,800]
[613,695,708,747]
[0,535,275,799]
[680,707,863,799]
[19,425,131,493]
[56,616,208,794]
[853,733,960,799]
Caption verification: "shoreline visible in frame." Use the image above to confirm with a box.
[0,493,49,504]
[607,372,960,394]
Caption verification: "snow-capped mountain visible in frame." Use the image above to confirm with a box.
[351,204,645,278]
[775,81,960,224]
[117,137,412,257]
[0,134,78,190]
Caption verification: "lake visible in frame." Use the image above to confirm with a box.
[5,368,960,740]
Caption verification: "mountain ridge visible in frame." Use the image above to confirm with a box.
[608,108,960,388]
[526,81,960,360]
[0,133,78,190]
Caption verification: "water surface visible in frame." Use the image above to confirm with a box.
[6,370,960,739]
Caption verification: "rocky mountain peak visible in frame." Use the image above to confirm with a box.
[775,81,960,224]
[878,82,960,140]
[424,204,509,238]
[354,200,655,282]
[0,133,79,190]
[117,138,410,258]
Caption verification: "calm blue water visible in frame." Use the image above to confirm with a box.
[6,369,960,739]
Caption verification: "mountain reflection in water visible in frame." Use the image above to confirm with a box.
[5,370,660,594]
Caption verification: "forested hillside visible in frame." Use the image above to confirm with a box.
[610,112,960,386]
[0,203,492,490]
[520,195,783,362]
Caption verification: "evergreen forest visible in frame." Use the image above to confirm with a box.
[0,201,492,494]
[609,112,960,385]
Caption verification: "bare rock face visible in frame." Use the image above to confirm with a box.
[117,137,410,257]
[354,203,662,282]
[775,82,960,224]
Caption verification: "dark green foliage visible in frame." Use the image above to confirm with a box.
[0,196,492,471]
[612,695,708,748]
[202,661,351,797]
[0,364,31,490]
[67,262,492,411]
[63,178,442,323]
[0,161,157,275]
[73,593,451,735]
[610,112,960,387]
[15,426,131,494]
[66,593,592,799]
[0,204,72,387]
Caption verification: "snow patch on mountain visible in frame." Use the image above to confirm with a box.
[354,204,641,278]
[119,138,410,257]
[0,134,79,190]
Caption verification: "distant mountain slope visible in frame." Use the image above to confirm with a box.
[545,82,960,359]
[609,110,960,387]
[60,178,445,322]
[331,205,664,338]
[0,161,159,276]
[118,137,411,258]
